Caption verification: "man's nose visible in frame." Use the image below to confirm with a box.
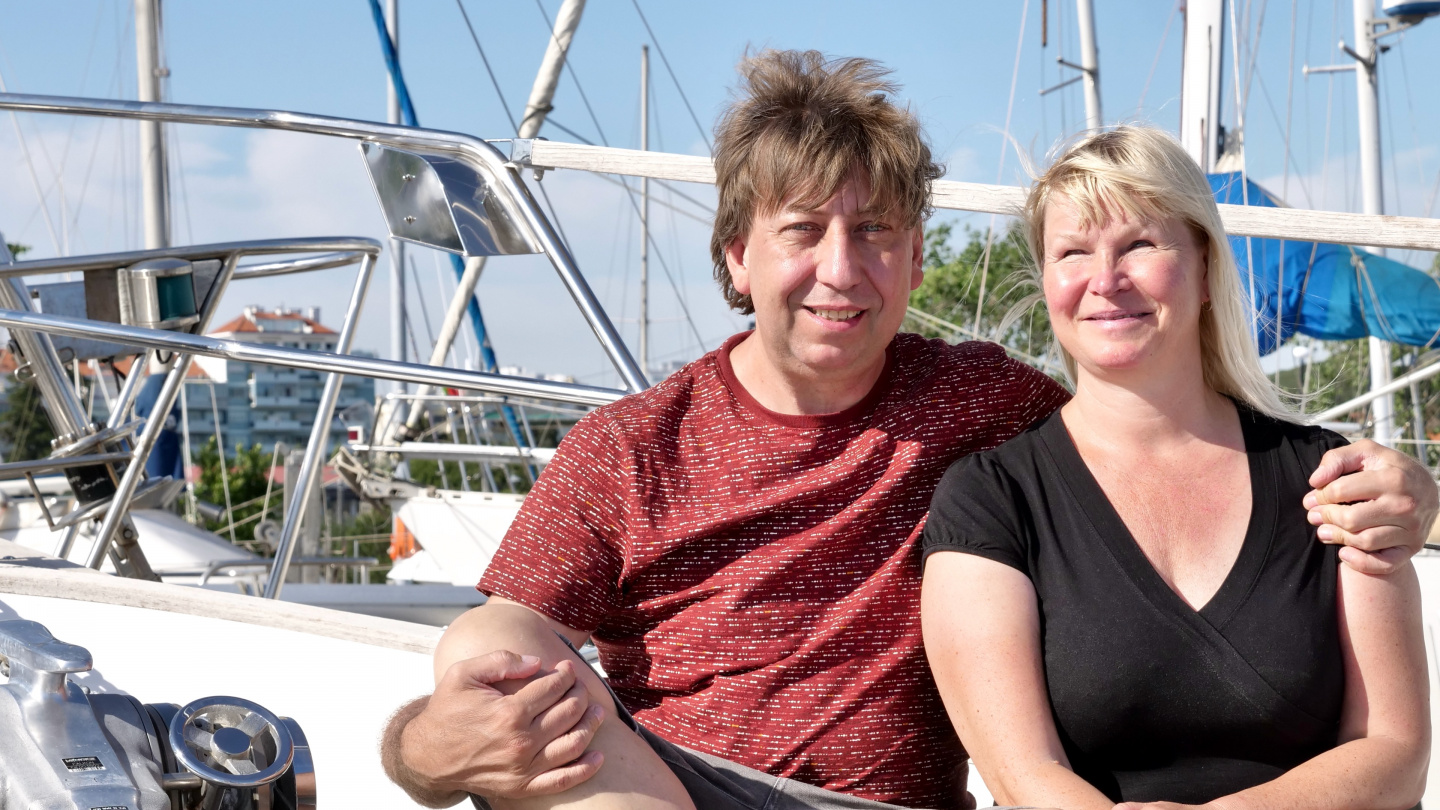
[816,229,865,289]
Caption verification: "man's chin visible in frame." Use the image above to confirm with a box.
[789,338,886,376]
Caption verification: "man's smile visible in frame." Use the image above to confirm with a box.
[803,306,865,323]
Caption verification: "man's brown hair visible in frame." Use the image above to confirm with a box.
[710,50,943,314]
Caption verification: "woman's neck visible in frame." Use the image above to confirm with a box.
[1064,365,1238,453]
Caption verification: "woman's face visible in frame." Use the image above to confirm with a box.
[1041,194,1210,379]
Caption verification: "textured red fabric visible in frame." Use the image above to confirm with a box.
[479,332,1070,809]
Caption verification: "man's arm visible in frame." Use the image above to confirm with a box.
[382,600,694,809]
[380,606,605,806]
[1306,440,1440,574]
[382,695,469,808]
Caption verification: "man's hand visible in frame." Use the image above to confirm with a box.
[387,650,605,804]
[1306,439,1439,575]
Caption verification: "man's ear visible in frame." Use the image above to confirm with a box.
[726,233,752,295]
[909,227,925,291]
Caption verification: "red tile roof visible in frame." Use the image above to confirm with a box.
[210,309,336,335]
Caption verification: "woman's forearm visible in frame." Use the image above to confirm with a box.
[983,759,1114,810]
[1209,734,1428,810]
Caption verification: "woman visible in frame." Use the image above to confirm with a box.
[920,126,1430,809]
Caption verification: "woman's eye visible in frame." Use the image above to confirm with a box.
[1128,240,1155,250]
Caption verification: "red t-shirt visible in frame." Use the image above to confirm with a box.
[479,332,1069,809]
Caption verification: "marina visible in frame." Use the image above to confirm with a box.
[0,1,1439,808]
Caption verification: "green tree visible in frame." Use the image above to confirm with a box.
[5,242,29,259]
[192,439,274,534]
[0,379,57,461]
[909,222,1057,366]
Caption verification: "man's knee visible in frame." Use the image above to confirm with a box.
[434,602,614,714]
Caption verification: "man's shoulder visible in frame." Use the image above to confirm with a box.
[576,350,727,438]
[892,333,1052,399]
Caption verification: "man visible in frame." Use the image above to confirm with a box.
[383,50,1436,810]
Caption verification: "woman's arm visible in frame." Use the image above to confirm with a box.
[922,551,1114,810]
[1124,561,1431,810]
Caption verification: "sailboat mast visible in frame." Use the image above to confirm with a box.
[639,45,650,376]
[1352,0,1394,445]
[1180,0,1226,171]
[385,0,408,394]
[519,0,586,138]
[134,0,169,250]
[1075,0,1103,130]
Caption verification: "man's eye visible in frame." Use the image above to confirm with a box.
[860,222,888,233]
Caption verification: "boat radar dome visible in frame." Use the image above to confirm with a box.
[1384,0,1440,19]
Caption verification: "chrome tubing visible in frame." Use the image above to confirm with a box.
[234,251,372,280]
[263,254,375,600]
[0,308,626,407]
[0,277,89,437]
[85,252,242,569]
[0,94,649,392]
[0,452,132,479]
[85,359,188,568]
[108,350,151,426]
[0,236,383,279]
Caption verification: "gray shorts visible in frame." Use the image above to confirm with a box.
[473,636,948,810]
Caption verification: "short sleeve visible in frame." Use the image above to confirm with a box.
[921,450,1034,577]
[1000,355,1072,431]
[478,411,628,632]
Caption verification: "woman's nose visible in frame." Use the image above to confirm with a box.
[1089,254,1130,295]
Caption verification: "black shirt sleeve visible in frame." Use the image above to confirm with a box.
[921,450,1033,576]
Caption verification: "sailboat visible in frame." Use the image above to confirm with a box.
[0,3,1437,807]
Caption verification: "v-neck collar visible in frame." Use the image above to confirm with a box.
[1036,407,1279,629]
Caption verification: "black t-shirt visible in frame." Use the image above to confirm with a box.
[921,407,1349,804]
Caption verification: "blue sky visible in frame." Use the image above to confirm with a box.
[0,1,1436,386]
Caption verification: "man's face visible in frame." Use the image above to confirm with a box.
[725,173,924,380]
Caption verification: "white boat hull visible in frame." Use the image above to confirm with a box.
[0,551,439,809]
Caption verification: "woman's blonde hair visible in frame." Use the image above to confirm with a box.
[1023,125,1291,420]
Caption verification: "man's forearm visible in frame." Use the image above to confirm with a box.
[381,695,469,808]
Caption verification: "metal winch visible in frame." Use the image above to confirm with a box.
[0,620,314,810]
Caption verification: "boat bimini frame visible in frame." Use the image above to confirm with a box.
[0,91,648,601]
[1,92,1439,603]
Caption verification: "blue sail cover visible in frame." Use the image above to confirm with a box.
[1210,173,1440,355]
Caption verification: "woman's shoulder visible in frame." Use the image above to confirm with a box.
[938,409,1062,484]
[1237,405,1350,464]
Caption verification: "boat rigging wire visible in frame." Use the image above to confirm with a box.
[1228,0,1259,343]
[1253,68,1316,206]
[533,177,574,252]
[409,253,439,353]
[1282,0,1297,204]
[1135,0,1180,115]
[973,0,1029,338]
[1240,0,1271,133]
[453,0,520,134]
[0,67,62,254]
[206,381,238,545]
[629,0,713,156]
[526,1,708,348]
